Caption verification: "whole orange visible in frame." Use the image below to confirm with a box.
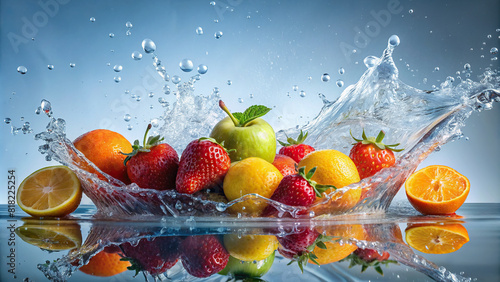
[73,129,132,184]
[79,249,131,277]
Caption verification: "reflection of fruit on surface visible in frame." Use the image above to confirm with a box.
[181,235,229,278]
[124,124,179,190]
[278,130,315,163]
[73,129,132,183]
[341,248,397,276]
[349,130,402,179]
[223,234,278,262]
[219,252,275,278]
[223,157,283,215]
[17,166,82,217]
[15,221,82,251]
[79,250,131,277]
[210,101,276,163]
[311,224,366,265]
[298,150,361,213]
[176,138,231,194]
[272,154,297,176]
[405,165,470,215]
[405,224,470,254]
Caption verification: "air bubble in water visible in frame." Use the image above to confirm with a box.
[464,63,471,70]
[249,93,254,98]
[300,90,306,97]
[227,80,232,85]
[4,118,11,124]
[109,33,114,38]
[339,67,345,75]
[408,9,414,14]
[17,66,27,74]
[114,76,121,83]
[172,75,181,84]
[238,98,244,103]
[321,73,330,82]
[127,124,133,130]
[47,65,55,70]
[69,63,76,68]
[214,31,223,39]
[336,79,344,87]
[293,85,299,91]
[210,1,216,5]
[180,59,194,72]
[142,39,156,53]
[113,65,123,72]
[388,35,400,46]
[126,30,131,36]
[123,114,131,122]
[491,47,498,55]
[196,27,203,35]
[131,51,143,60]
[363,56,380,68]
[125,21,133,28]
[148,92,154,98]
[434,67,440,72]
[197,64,208,74]
[487,34,492,39]
[89,17,96,22]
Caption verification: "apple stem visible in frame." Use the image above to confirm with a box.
[219,100,240,127]
[143,124,152,147]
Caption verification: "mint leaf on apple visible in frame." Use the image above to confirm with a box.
[233,105,271,126]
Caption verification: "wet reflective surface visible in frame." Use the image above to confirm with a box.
[2,203,499,281]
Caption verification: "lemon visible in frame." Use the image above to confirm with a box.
[223,234,278,262]
[298,150,361,214]
[223,157,283,215]
[16,221,82,251]
[17,166,82,217]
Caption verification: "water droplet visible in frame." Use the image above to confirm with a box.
[125,21,133,28]
[17,66,27,74]
[126,30,132,36]
[214,31,223,39]
[238,98,244,103]
[249,93,254,98]
[40,99,52,116]
[151,118,159,127]
[142,38,156,54]
[109,33,114,38]
[292,85,299,91]
[388,35,400,46]
[336,79,344,87]
[321,73,330,82]
[114,76,121,83]
[196,27,203,35]
[148,92,154,98]
[214,19,219,23]
[210,1,216,6]
[434,66,440,72]
[47,65,55,70]
[338,67,345,75]
[113,65,123,72]
[197,64,208,74]
[487,34,492,39]
[69,63,76,68]
[307,76,312,81]
[363,56,380,68]
[163,85,171,95]
[89,17,96,22]
[227,80,232,85]
[4,118,11,124]
[300,90,306,97]
[123,114,131,122]
[464,63,471,70]
[213,87,220,94]
[408,9,414,14]
[492,56,498,61]
[131,51,143,60]
[490,47,498,55]
[127,124,133,130]
[171,75,181,84]
[180,59,194,72]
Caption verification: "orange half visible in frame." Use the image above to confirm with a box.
[405,223,469,254]
[405,165,470,215]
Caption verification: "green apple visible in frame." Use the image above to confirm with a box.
[210,100,276,163]
[218,252,275,278]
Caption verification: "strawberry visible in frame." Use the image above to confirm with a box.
[341,248,397,275]
[176,138,231,194]
[262,166,334,217]
[349,130,403,179]
[120,236,181,276]
[123,124,179,190]
[180,235,229,278]
[278,130,315,163]
[272,154,297,176]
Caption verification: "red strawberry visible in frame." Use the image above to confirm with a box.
[349,130,403,179]
[278,130,315,163]
[263,166,334,217]
[180,235,229,278]
[123,124,179,190]
[176,138,231,194]
[120,236,181,276]
[341,248,397,275]
[272,154,297,176]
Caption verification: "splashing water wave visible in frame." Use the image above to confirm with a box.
[34,36,499,219]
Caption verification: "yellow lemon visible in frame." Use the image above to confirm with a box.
[223,234,278,261]
[17,166,82,217]
[223,157,283,215]
[298,150,361,214]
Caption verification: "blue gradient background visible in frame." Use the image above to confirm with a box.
[1,0,499,205]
